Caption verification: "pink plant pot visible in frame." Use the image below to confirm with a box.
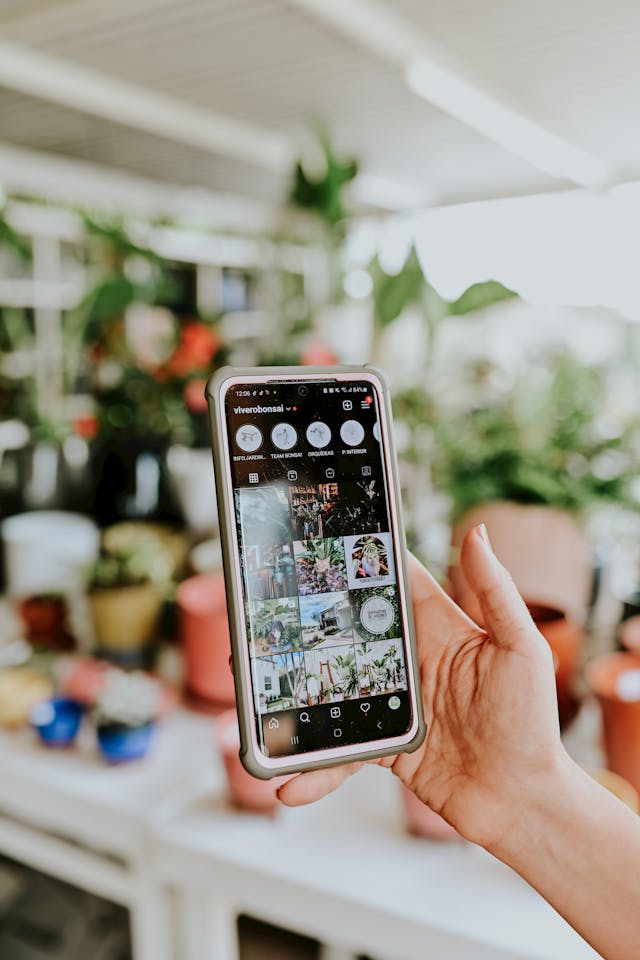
[586,652,640,794]
[177,574,235,707]
[58,657,177,715]
[58,657,114,706]
[399,784,459,840]
[214,710,289,814]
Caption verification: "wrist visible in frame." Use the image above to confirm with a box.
[485,748,582,866]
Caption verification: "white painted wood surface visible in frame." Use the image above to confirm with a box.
[0,710,213,960]
[151,753,601,960]
[0,707,603,960]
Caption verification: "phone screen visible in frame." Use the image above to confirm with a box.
[224,376,412,758]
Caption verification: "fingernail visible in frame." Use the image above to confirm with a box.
[477,523,492,549]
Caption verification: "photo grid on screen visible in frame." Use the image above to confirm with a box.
[236,481,408,716]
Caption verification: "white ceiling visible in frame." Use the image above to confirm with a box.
[0,0,638,210]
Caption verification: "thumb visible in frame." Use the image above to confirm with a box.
[460,524,542,653]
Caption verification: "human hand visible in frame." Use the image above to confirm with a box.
[278,524,567,853]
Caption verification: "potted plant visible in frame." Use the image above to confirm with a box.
[18,593,74,652]
[360,539,382,579]
[586,652,640,793]
[88,536,173,666]
[94,670,162,763]
[433,353,640,624]
[30,696,84,748]
[331,651,358,700]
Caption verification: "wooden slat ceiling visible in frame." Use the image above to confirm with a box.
[0,0,637,206]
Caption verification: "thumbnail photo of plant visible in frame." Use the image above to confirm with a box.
[322,480,388,537]
[290,483,340,540]
[254,652,307,713]
[303,644,359,705]
[294,537,348,594]
[351,585,400,643]
[354,638,407,697]
[236,484,292,546]
[249,597,302,656]
[243,542,297,600]
[344,532,395,589]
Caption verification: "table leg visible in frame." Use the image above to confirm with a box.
[319,946,359,960]
[130,880,174,960]
[177,891,240,960]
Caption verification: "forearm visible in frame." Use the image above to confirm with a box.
[490,753,640,960]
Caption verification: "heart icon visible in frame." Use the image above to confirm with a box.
[360,702,370,714]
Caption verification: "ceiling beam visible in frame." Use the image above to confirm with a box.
[0,142,294,233]
[0,34,432,212]
[0,35,292,171]
[287,0,613,188]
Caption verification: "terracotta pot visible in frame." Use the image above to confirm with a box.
[399,784,459,840]
[177,574,235,707]
[214,710,288,813]
[450,502,593,625]
[617,590,640,652]
[621,615,640,654]
[89,583,162,663]
[528,603,582,728]
[587,652,640,793]
[18,594,74,651]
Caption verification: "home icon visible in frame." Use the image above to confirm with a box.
[268,717,279,729]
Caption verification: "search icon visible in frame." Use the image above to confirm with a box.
[299,712,311,723]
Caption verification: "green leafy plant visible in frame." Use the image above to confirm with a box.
[432,352,640,520]
[0,207,31,262]
[370,245,516,359]
[89,540,173,590]
[288,128,358,231]
[331,651,358,698]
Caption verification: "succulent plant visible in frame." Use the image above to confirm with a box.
[94,670,162,727]
[89,540,173,590]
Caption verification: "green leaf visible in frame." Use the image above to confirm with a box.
[90,275,137,320]
[288,128,358,228]
[371,247,426,329]
[447,280,517,316]
[0,215,31,261]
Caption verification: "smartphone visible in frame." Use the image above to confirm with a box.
[206,364,425,778]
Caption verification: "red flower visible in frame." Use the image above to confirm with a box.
[301,343,338,366]
[183,379,208,413]
[74,415,99,439]
[165,323,221,377]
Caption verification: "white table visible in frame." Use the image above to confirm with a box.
[0,702,606,960]
[0,709,214,960]
[151,757,601,960]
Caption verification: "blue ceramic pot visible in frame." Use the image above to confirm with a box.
[96,721,155,763]
[31,697,83,747]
